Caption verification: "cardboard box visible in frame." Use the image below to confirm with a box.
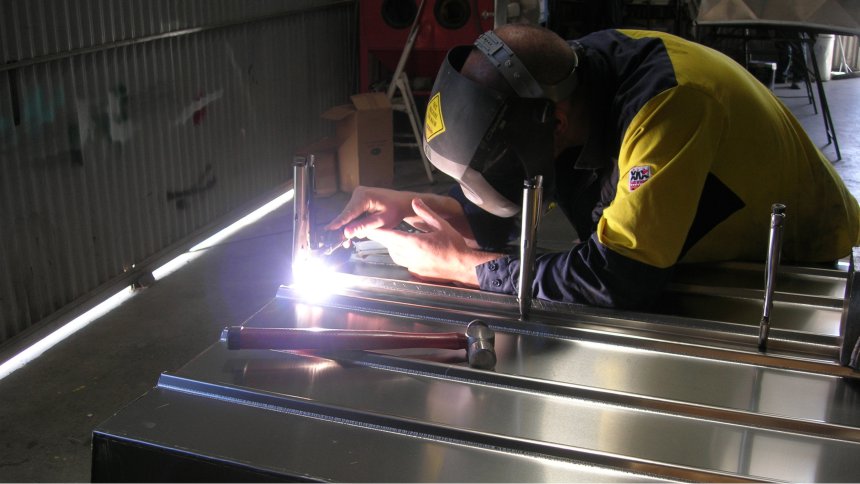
[322,93,393,192]
[295,137,339,198]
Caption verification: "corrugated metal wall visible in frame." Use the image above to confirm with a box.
[0,0,357,344]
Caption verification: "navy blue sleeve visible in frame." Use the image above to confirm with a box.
[475,233,673,310]
[448,185,519,251]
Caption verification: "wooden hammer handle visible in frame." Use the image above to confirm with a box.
[222,326,468,351]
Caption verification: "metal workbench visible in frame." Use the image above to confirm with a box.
[92,243,860,482]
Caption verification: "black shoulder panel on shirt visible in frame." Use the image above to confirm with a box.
[678,172,746,260]
[577,30,679,143]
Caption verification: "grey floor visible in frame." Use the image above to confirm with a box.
[0,76,858,483]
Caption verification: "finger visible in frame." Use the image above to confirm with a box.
[406,270,449,284]
[344,213,387,239]
[324,191,370,230]
[411,198,448,232]
[324,203,367,230]
[408,220,432,233]
[364,227,410,248]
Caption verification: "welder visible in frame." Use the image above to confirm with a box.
[326,24,860,310]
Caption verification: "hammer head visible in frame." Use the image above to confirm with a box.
[465,320,496,370]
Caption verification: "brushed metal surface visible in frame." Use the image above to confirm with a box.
[94,385,668,483]
[94,291,860,481]
[278,262,852,369]
[92,225,860,481]
[246,297,860,429]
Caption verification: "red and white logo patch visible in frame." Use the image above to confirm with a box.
[628,166,651,191]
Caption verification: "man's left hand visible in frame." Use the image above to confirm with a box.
[365,198,501,287]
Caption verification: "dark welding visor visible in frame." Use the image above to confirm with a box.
[423,32,577,218]
[422,45,522,217]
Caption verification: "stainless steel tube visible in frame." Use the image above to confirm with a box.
[518,176,544,320]
[759,203,786,351]
[292,155,314,281]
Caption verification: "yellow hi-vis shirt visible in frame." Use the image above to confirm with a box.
[470,29,860,309]
[600,30,860,268]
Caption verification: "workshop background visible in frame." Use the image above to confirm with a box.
[0,0,859,482]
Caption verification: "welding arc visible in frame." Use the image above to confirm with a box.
[221,326,468,351]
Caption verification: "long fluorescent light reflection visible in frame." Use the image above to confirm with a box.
[151,252,203,281]
[0,287,135,380]
[190,189,294,252]
[0,188,295,381]
[153,188,294,281]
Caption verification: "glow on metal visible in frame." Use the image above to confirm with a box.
[0,189,294,381]
[189,189,295,252]
[0,287,136,381]
[153,189,295,281]
[291,255,343,304]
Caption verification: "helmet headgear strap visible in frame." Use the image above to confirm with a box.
[474,30,579,102]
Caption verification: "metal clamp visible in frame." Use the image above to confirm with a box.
[839,247,860,369]
[291,154,314,280]
[758,203,785,351]
[518,176,543,320]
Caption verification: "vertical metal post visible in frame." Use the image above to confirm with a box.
[518,176,543,320]
[805,32,841,161]
[839,247,860,369]
[292,155,314,280]
[385,0,425,100]
[758,203,785,351]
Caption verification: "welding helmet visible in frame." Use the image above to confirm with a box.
[423,31,579,217]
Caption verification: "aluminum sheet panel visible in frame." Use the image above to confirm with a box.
[94,386,665,483]
[93,192,860,481]
[277,264,852,368]
[93,293,860,482]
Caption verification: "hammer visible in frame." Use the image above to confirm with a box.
[220,320,496,370]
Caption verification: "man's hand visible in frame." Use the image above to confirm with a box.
[325,186,480,249]
[325,186,418,242]
[365,198,501,286]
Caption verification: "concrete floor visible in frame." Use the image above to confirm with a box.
[780,75,860,194]
[0,76,858,483]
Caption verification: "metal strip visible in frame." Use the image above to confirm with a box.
[323,351,860,443]
[156,372,760,483]
[665,283,844,309]
[0,1,352,73]
[276,281,857,377]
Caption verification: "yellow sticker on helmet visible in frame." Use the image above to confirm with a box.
[424,92,445,142]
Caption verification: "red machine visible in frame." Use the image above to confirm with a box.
[359,0,496,92]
